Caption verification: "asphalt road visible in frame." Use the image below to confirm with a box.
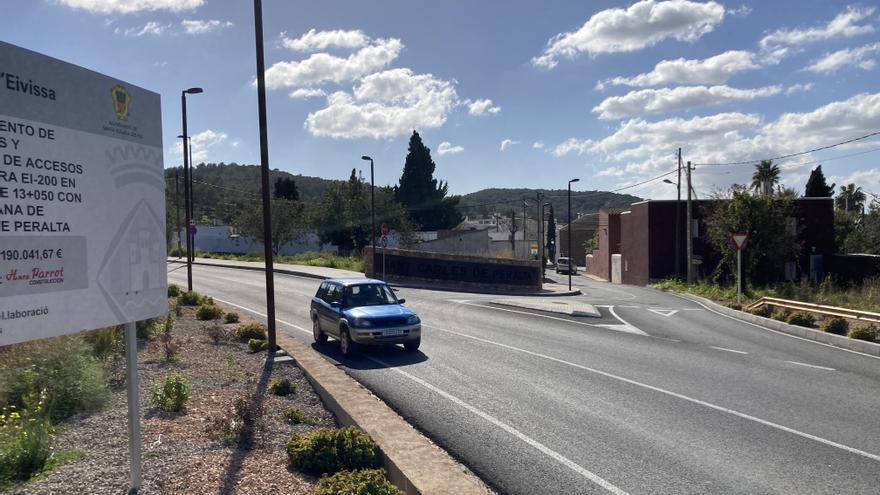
[168,263,880,495]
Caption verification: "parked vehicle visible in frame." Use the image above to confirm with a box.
[556,257,577,275]
[310,278,421,356]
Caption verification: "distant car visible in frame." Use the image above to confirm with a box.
[556,257,577,275]
[310,278,421,356]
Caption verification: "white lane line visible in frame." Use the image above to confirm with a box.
[366,355,629,495]
[785,361,836,371]
[667,293,880,362]
[423,323,880,463]
[709,346,749,355]
[215,297,629,494]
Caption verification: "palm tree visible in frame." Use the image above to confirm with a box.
[836,183,866,214]
[750,160,780,196]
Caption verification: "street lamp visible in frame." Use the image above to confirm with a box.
[568,178,580,291]
[181,87,203,291]
[542,202,551,275]
[361,156,375,252]
[664,178,681,278]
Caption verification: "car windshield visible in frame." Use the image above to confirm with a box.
[344,283,397,308]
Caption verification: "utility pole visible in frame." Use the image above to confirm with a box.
[675,148,682,278]
[537,192,543,264]
[686,161,694,283]
[522,200,528,259]
[175,169,181,258]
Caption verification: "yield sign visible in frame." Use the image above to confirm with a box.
[649,309,678,317]
[731,232,749,251]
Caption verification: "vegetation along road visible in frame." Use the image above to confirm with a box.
[169,263,880,495]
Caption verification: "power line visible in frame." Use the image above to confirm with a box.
[693,130,880,167]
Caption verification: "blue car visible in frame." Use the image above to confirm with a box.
[310,278,421,356]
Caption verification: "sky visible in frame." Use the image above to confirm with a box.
[3,0,880,200]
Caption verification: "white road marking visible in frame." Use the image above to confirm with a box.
[648,309,678,317]
[457,301,603,328]
[424,323,880,463]
[785,361,836,371]
[594,324,649,336]
[606,306,648,336]
[214,297,629,494]
[709,346,749,355]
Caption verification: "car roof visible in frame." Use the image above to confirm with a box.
[325,278,385,287]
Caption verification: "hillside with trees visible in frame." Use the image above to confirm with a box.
[458,188,641,221]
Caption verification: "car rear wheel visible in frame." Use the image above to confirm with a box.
[403,338,420,352]
[339,327,359,356]
[313,318,327,344]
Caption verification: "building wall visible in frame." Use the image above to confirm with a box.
[586,211,619,280]
[620,208,650,285]
[558,214,599,266]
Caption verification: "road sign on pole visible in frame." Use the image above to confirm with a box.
[731,232,749,304]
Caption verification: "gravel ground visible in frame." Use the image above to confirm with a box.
[9,299,337,495]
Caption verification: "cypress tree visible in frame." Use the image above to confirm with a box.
[395,130,462,230]
[804,165,835,197]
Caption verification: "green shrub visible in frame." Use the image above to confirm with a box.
[821,318,849,336]
[151,372,190,413]
[748,305,773,318]
[136,318,159,340]
[0,406,52,484]
[235,323,266,342]
[210,394,262,446]
[269,378,295,396]
[224,312,240,324]
[248,339,269,353]
[205,323,227,345]
[283,407,316,425]
[728,303,742,311]
[787,312,816,328]
[313,469,402,495]
[178,291,203,306]
[167,284,181,298]
[84,326,123,361]
[196,304,222,321]
[771,309,791,322]
[287,427,379,475]
[1,337,110,423]
[848,325,879,342]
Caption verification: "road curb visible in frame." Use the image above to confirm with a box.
[670,292,880,357]
[273,333,492,495]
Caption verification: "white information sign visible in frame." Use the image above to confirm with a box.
[0,41,167,346]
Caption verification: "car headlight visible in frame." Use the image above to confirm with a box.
[406,315,420,325]
[352,318,372,328]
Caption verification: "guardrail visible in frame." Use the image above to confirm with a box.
[745,297,880,324]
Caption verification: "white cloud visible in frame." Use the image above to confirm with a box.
[181,19,233,35]
[289,88,327,99]
[467,98,501,116]
[168,129,229,162]
[830,169,880,196]
[727,5,752,18]
[805,42,880,73]
[114,21,170,37]
[532,141,545,149]
[56,0,202,13]
[597,50,759,89]
[281,29,369,52]
[552,138,593,157]
[532,0,725,69]
[265,37,403,89]
[437,141,464,155]
[760,6,875,51]
[304,69,458,139]
[500,139,520,151]
[592,85,782,120]
[597,167,626,177]
[785,83,814,95]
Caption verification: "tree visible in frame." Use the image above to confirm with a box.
[804,165,834,197]
[394,130,463,230]
[836,183,866,214]
[273,177,299,201]
[546,205,556,262]
[508,209,518,254]
[750,160,780,196]
[233,198,305,255]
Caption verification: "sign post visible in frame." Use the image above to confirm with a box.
[0,42,166,493]
[381,223,388,281]
[731,232,749,304]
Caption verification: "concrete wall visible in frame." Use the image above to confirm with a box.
[179,226,338,255]
[410,229,490,256]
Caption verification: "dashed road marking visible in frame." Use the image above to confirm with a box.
[709,346,749,355]
[785,361,836,371]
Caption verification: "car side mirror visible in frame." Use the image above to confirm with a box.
[330,302,342,310]
[397,298,406,305]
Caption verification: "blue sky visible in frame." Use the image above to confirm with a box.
[4,0,880,199]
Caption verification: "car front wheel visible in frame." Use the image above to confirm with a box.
[339,327,359,356]
[403,338,420,352]
[313,318,327,344]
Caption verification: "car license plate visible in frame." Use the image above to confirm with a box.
[383,329,404,336]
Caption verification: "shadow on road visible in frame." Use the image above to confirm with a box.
[310,341,428,370]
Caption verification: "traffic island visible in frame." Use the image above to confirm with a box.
[490,298,600,317]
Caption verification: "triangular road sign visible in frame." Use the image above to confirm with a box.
[648,309,678,317]
[731,232,749,251]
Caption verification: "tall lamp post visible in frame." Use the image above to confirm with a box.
[663,178,681,278]
[567,178,580,291]
[361,156,375,251]
[543,202,551,275]
[181,87,203,291]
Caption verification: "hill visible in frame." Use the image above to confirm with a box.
[458,188,641,221]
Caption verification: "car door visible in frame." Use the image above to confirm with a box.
[322,283,343,336]
[313,282,329,323]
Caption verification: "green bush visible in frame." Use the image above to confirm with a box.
[224,312,240,324]
[821,318,849,336]
[283,407,316,425]
[748,305,773,318]
[269,378,295,396]
[313,469,402,495]
[771,309,791,322]
[151,372,190,413]
[136,318,159,340]
[787,312,816,328]
[205,323,227,345]
[287,427,379,475]
[211,394,263,446]
[728,303,742,311]
[84,326,123,361]
[1,337,110,423]
[196,304,222,321]
[235,323,266,342]
[167,284,181,298]
[178,291,203,306]
[848,325,879,342]
[248,339,269,353]
[0,406,52,484]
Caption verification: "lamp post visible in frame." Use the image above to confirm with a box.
[568,178,580,291]
[664,177,681,278]
[543,202,551,275]
[361,156,375,251]
[175,169,181,258]
[181,87,203,291]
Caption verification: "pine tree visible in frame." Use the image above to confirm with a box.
[273,177,299,201]
[804,165,834,197]
[395,130,462,230]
